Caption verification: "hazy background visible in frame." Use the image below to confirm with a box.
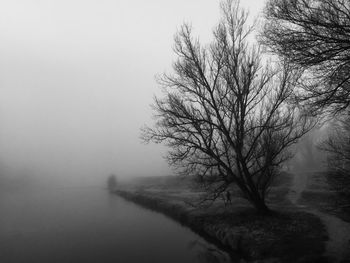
[0,0,266,187]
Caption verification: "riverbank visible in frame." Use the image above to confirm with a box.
[114,175,329,262]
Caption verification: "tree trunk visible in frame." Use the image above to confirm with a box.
[236,181,271,214]
[250,195,271,215]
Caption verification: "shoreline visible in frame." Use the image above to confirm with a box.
[115,189,241,261]
[114,189,328,262]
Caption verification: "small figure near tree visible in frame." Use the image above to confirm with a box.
[107,174,117,192]
[223,190,232,207]
[226,191,232,205]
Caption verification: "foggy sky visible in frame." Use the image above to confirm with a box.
[0,0,265,186]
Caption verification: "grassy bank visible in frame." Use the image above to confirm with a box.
[115,176,329,262]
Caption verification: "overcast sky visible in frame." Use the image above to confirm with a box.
[0,0,266,186]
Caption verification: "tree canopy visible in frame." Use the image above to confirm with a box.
[143,0,313,213]
[262,0,350,115]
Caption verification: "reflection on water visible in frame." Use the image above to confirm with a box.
[0,186,230,263]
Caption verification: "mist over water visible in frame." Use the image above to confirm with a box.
[0,0,265,188]
[0,186,230,263]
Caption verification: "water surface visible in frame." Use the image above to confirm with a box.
[0,186,230,263]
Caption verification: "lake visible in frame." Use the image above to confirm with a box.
[0,186,230,263]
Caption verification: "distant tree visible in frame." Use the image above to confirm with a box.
[107,174,117,192]
[318,115,350,198]
[319,116,350,173]
[262,0,350,115]
[142,0,313,214]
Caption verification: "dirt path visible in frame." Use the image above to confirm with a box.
[289,171,350,262]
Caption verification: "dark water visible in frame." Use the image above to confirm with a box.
[0,186,230,263]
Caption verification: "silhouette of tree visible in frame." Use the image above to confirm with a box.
[107,174,117,192]
[142,0,313,214]
[319,116,350,173]
[262,0,350,115]
[318,115,350,198]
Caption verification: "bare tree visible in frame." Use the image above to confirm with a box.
[142,0,313,214]
[319,116,350,173]
[318,115,350,198]
[107,174,117,192]
[262,0,350,115]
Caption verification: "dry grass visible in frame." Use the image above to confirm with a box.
[117,173,329,262]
